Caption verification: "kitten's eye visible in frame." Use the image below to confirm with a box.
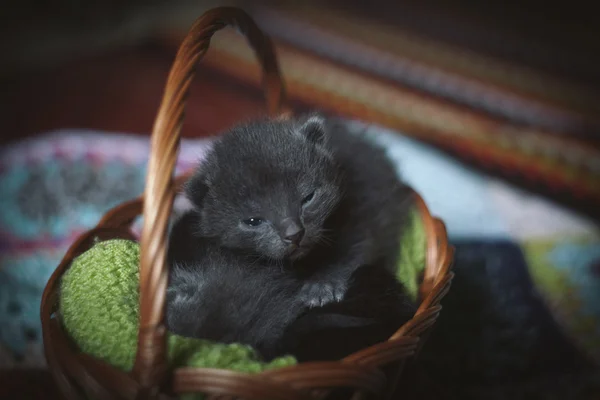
[243,217,264,227]
[301,191,315,206]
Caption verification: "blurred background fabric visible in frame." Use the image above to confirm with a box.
[1,0,599,399]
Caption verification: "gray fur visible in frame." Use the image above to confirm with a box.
[166,211,305,360]
[184,113,411,307]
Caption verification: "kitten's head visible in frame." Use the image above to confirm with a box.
[185,113,344,260]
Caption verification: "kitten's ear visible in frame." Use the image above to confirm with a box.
[297,114,327,145]
[184,172,209,206]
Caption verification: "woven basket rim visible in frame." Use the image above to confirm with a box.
[39,7,454,400]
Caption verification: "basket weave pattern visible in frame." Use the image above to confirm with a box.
[40,7,454,400]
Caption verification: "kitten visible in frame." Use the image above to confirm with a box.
[184,114,411,307]
[166,211,305,360]
[166,211,415,361]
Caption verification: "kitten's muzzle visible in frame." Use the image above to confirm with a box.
[280,218,305,246]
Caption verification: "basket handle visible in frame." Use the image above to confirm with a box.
[133,7,287,396]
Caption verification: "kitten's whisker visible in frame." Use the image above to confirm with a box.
[276,258,285,272]
[315,233,329,242]
[319,231,335,240]
[247,257,262,269]
[315,238,334,248]
[315,231,335,246]
[317,228,336,238]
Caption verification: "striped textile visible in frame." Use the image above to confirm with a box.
[165,4,600,219]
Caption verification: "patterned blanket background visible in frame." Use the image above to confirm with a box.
[184,3,600,221]
[0,126,599,398]
[2,2,600,398]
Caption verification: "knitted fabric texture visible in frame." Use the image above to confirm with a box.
[396,209,426,300]
[59,239,296,375]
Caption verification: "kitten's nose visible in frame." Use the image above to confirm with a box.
[280,218,305,245]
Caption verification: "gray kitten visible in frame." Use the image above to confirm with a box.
[166,211,305,359]
[184,114,411,307]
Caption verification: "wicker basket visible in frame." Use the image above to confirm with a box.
[40,7,454,400]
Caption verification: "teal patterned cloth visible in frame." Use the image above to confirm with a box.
[0,131,210,366]
[523,237,600,362]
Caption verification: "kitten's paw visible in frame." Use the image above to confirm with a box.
[300,281,347,308]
